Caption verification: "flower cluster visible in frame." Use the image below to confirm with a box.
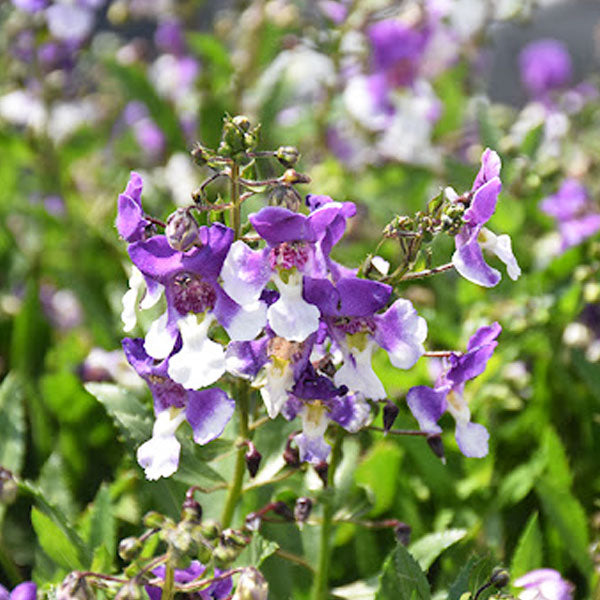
[117,144,517,479]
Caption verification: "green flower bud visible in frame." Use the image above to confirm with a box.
[281,169,311,185]
[213,544,239,569]
[232,567,269,600]
[118,537,142,562]
[57,573,94,600]
[490,568,510,588]
[143,511,167,529]
[114,581,142,600]
[221,528,249,548]
[232,115,251,132]
[275,146,300,168]
[199,519,221,541]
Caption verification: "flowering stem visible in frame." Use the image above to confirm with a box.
[312,431,344,600]
[230,163,241,240]
[368,425,429,436]
[160,555,175,600]
[221,382,250,528]
[400,262,454,281]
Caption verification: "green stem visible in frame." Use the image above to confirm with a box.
[230,163,241,240]
[220,383,250,528]
[160,555,175,600]
[311,431,344,600]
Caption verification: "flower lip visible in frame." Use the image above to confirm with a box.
[269,241,311,271]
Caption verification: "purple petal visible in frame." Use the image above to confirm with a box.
[373,299,427,369]
[12,0,48,13]
[303,277,391,317]
[464,177,501,226]
[0,586,9,600]
[116,172,147,242]
[455,421,489,458]
[292,364,346,400]
[514,568,574,600]
[186,388,234,445]
[472,148,501,191]
[406,386,446,432]
[466,322,502,352]
[294,432,331,465]
[225,337,269,379]
[10,583,37,600]
[308,201,356,257]
[559,215,600,249]
[540,179,587,220]
[45,4,94,42]
[201,568,233,599]
[249,207,314,245]
[452,238,501,288]
[328,393,370,433]
[519,39,572,98]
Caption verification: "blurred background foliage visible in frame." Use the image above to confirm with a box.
[0,0,599,598]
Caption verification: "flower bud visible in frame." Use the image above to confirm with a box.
[244,442,261,478]
[272,501,294,521]
[213,544,240,569]
[294,497,312,523]
[222,528,249,548]
[382,400,399,433]
[199,519,221,541]
[490,568,510,588]
[232,567,269,600]
[0,468,18,505]
[314,461,329,487]
[232,115,251,132]
[245,512,261,532]
[191,143,211,166]
[275,146,300,168]
[166,209,199,252]
[281,169,311,185]
[143,511,167,529]
[283,437,300,468]
[118,537,142,562]
[57,573,94,600]
[426,434,446,464]
[181,495,202,524]
[114,581,142,600]
[394,522,411,546]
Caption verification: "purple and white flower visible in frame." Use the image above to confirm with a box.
[406,322,501,458]
[220,197,356,342]
[122,338,234,480]
[514,569,574,600]
[304,276,426,400]
[451,148,521,287]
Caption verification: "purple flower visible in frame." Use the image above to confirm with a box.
[123,338,234,480]
[406,322,501,458]
[116,171,148,243]
[146,561,232,600]
[283,365,370,464]
[154,20,186,55]
[519,39,572,100]
[540,179,600,250]
[514,569,574,600]
[11,0,47,13]
[45,4,94,42]
[220,199,356,342]
[0,582,37,600]
[451,149,521,287]
[303,276,426,400]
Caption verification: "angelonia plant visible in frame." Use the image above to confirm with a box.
[79,114,523,600]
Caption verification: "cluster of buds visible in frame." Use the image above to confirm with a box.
[217,115,261,163]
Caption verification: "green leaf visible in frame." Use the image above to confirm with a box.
[447,556,480,600]
[520,123,544,158]
[20,480,92,568]
[88,485,116,559]
[409,529,467,571]
[332,577,378,600]
[375,543,431,600]
[510,512,542,579]
[496,453,545,507]
[536,478,592,573]
[31,507,84,571]
[541,428,572,491]
[249,533,279,567]
[0,373,26,474]
[86,383,225,484]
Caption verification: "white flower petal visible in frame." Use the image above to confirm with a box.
[223,300,267,341]
[167,314,225,389]
[140,280,165,310]
[260,360,294,418]
[334,340,386,400]
[479,227,522,281]
[144,310,177,360]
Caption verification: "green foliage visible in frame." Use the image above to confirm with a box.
[375,543,431,600]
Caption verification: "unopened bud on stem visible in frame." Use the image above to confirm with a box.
[166,209,199,252]
[232,567,269,600]
[383,400,399,433]
[244,442,261,478]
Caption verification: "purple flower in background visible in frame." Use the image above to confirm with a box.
[451,148,521,287]
[123,338,234,480]
[540,179,600,250]
[319,1,348,24]
[123,102,165,160]
[146,561,232,600]
[220,198,356,342]
[519,39,572,100]
[407,322,501,458]
[304,276,426,400]
[154,20,186,55]
[11,0,47,13]
[514,569,574,600]
[45,3,94,42]
[0,582,37,600]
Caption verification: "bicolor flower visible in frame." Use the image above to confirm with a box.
[122,338,234,480]
[540,179,600,251]
[406,322,501,458]
[283,364,370,464]
[303,276,426,400]
[451,149,521,287]
[226,329,314,419]
[220,198,356,342]
[514,569,574,600]
[146,561,232,600]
